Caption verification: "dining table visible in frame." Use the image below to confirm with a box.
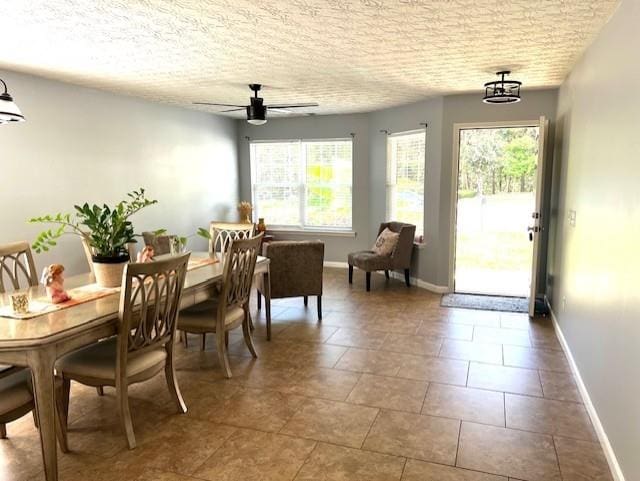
[0,251,271,481]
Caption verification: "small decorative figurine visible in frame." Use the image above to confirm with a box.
[136,245,155,263]
[41,264,71,304]
[238,201,253,224]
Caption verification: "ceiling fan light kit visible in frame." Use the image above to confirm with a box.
[483,71,522,104]
[194,83,318,125]
[0,78,25,124]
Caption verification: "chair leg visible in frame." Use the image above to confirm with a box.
[303,295,308,307]
[200,333,206,351]
[55,377,70,453]
[216,330,233,379]
[317,296,322,321]
[404,269,411,287]
[348,264,353,284]
[116,381,136,450]
[0,423,6,439]
[224,331,229,348]
[366,272,371,292]
[242,309,258,359]
[165,345,187,414]
[384,270,390,279]
[96,386,104,396]
[32,409,39,428]
[257,290,262,310]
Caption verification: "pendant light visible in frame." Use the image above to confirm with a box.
[0,78,25,124]
[483,71,521,104]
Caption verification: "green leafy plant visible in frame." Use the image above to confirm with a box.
[29,188,158,258]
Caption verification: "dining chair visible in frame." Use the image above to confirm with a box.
[142,231,172,256]
[0,241,38,438]
[179,234,262,378]
[55,252,190,450]
[209,222,255,262]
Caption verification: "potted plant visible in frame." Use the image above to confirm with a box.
[29,188,158,287]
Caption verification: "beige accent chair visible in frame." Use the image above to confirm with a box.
[0,241,38,438]
[55,253,190,450]
[348,222,416,291]
[179,234,262,378]
[257,241,324,322]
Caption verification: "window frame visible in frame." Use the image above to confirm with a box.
[385,129,427,237]
[250,137,354,232]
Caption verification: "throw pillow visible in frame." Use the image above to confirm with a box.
[372,228,399,256]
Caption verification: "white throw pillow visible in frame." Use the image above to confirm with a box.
[372,228,399,256]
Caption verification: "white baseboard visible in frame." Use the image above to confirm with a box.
[323,261,449,294]
[546,299,625,481]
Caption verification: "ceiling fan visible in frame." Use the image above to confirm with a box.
[194,84,318,125]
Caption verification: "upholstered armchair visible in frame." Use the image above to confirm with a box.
[348,222,416,291]
[257,241,324,320]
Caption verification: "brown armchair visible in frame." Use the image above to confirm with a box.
[348,222,416,291]
[257,241,324,320]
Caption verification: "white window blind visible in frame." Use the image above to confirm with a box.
[250,139,353,230]
[386,130,425,236]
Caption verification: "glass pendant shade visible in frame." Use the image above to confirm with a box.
[0,79,25,123]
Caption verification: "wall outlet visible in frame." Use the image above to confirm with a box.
[568,210,577,227]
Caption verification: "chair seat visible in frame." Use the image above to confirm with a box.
[179,300,244,332]
[0,368,32,414]
[348,251,393,271]
[56,337,167,382]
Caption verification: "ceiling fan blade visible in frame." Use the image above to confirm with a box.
[193,102,247,108]
[266,103,319,109]
[220,108,246,112]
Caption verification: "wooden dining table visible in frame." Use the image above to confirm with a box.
[0,252,271,481]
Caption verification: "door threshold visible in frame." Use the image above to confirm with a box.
[441,293,528,313]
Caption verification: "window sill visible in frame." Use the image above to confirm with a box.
[267,228,357,238]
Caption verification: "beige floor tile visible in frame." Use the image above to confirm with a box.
[294,442,405,481]
[505,394,596,441]
[335,348,402,376]
[346,374,428,412]
[457,422,561,480]
[503,345,570,372]
[440,340,503,365]
[365,315,423,334]
[214,387,307,432]
[363,410,459,464]
[499,313,531,330]
[402,459,507,480]
[416,321,474,341]
[467,363,542,396]
[285,367,361,401]
[274,306,323,323]
[281,398,379,448]
[446,309,501,327]
[473,327,531,347]
[380,333,442,356]
[554,436,614,481]
[539,370,582,403]
[193,428,316,481]
[422,383,505,427]
[397,355,469,385]
[282,341,348,368]
[277,322,338,343]
[326,327,389,349]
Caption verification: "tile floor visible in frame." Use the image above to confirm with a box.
[1,269,614,481]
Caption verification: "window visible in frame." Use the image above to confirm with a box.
[386,130,425,236]
[250,139,353,230]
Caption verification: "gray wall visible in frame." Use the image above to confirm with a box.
[238,114,371,262]
[0,69,238,275]
[548,0,638,478]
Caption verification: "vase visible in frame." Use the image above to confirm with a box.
[92,254,130,288]
[257,218,266,233]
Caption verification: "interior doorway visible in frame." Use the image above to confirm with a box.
[451,120,546,307]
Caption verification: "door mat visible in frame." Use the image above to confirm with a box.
[441,293,528,313]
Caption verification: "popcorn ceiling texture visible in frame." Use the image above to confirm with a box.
[0,0,618,116]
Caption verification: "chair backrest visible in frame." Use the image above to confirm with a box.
[0,241,38,293]
[142,231,172,256]
[263,241,324,298]
[117,253,190,366]
[216,234,263,324]
[209,222,255,262]
[378,222,416,269]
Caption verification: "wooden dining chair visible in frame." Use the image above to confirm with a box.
[0,241,38,438]
[179,234,262,378]
[209,222,255,263]
[55,253,190,450]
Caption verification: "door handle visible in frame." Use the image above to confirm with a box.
[527,225,540,241]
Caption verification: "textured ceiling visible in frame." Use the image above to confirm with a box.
[0,0,619,117]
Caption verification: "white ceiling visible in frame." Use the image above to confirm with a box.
[0,0,619,117]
